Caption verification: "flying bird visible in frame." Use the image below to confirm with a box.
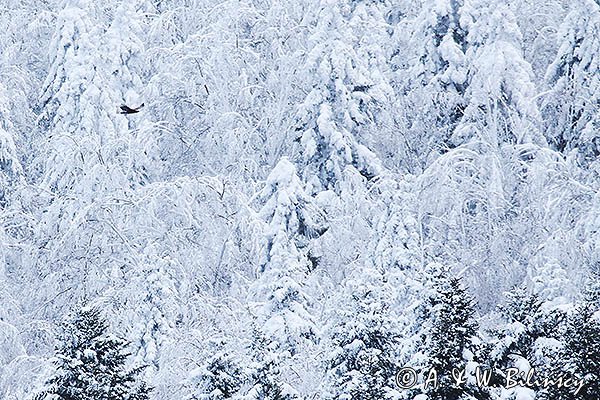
[119,103,144,114]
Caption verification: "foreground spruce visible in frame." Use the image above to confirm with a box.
[34,306,151,400]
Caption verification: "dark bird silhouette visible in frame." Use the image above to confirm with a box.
[119,103,144,114]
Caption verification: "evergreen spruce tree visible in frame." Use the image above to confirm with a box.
[322,266,399,400]
[294,0,387,194]
[402,0,469,163]
[559,301,600,398]
[493,286,563,366]
[489,285,564,397]
[249,158,323,354]
[541,275,600,399]
[243,328,299,400]
[34,306,151,400]
[412,265,488,400]
[245,158,324,398]
[189,345,245,400]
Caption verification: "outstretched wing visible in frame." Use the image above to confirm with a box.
[119,105,138,114]
[119,103,145,114]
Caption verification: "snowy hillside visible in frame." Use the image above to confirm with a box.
[0,0,599,399]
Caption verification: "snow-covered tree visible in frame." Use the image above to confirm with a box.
[538,287,600,399]
[104,0,159,184]
[511,145,590,306]
[38,1,117,194]
[0,82,24,207]
[243,328,299,400]
[249,158,324,354]
[23,0,163,329]
[369,176,421,272]
[456,1,544,147]
[493,286,563,365]
[488,286,564,397]
[34,305,151,400]
[37,0,152,196]
[294,0,387,194]
[367,176,426,364]
[188,341,245,400]
[410,264,488,400]
[102,174,245,390]
[322,266,399,400]
[1,1,600,399]
[115,248,181,371]
[543,0,600,164]
[400,0,469,164]
[514,0,566,81]
[416,146,514,309]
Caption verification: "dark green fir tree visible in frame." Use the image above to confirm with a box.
[541,272,600,400]
[414,265,489,400]
[492,285,564,368]
[191,347,245,400]
[243,328,298,400]
[34,306,151,400]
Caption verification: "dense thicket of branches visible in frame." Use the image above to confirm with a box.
[0,1,598,399]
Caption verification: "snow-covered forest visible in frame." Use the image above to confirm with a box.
[1,0,600,399]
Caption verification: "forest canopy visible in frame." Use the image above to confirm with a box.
[0,0,599,399]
